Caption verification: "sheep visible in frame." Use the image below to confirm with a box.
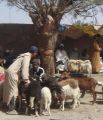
[68,59,80,73]
[79,60,92,74]
[40,87,52,116]
[68,59,92,74]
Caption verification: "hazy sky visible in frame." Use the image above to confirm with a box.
[0,1,103,25]
[0,1,32,24]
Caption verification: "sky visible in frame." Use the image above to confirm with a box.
[0,1,32,24]
[0,1,103,25]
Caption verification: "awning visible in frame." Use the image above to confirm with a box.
[60,24,99,39]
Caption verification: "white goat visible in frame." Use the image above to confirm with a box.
[40,87,52,116]
[55,85,80,111]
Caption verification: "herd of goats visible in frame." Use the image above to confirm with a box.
[0,58,103,117]
[17,69,103,117]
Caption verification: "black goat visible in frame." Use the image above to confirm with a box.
[18,76,41,116]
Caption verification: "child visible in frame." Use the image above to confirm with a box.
[30,59,45,82]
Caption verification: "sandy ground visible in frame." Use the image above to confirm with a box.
[0,73,103,120]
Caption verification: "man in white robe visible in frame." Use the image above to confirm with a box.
[3,46,38,114]
[55,44,69,72]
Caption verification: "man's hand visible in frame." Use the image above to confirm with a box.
[22,79,30,86]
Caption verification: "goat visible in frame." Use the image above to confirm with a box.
[18,81,28,112]
[41,75,80,111]
[18,76,41,116]
[60,72,97,104]
[40,87,52,116]
[26,77,41,116]
[52,83,80,111]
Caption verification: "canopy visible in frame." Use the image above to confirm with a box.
[61,24,99,39]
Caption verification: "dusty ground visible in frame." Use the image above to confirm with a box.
[0,73,103,120]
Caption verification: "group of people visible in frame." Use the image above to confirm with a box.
[0,43,91,115]
[0,44,70,115]
[0,46,46,115]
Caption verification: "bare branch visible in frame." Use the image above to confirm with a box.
[3,0,103,30]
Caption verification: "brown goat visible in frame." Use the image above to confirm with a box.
[60,72,97,104]
[58,78,78,89]
[76,77,97,104]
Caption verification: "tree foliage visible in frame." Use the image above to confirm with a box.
[1,0,103,30]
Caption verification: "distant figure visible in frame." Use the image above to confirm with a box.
[55,44,69,72]
[69,48,79,60]
[4,49,16,69]
[89,34,102,73]
[81,49,89,60]
[0,46,3,58]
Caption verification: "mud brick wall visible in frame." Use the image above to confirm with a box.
[0,24,42,56]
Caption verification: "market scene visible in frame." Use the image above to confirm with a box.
[0,0,103,120]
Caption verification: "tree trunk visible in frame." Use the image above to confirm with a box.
[38,33,58,75]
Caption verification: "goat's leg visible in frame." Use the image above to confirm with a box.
[40,99,44,115]
[35,111,39,117]
[48,107,51,116]
[35,104,39,117]
[18,96,22,111]
[47,102,51,116]
[25,107,29,115]
[92,89,96,104]
[60,100,65,111]
[25,97,35,115]
[30,97,35,109]
[102,86,103,99]
[71,98,78,109]
[77,98,80,107]
[80,90,86,98]
[77,91,81,107]
[91,86,97,104]
[35,100,40,117]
